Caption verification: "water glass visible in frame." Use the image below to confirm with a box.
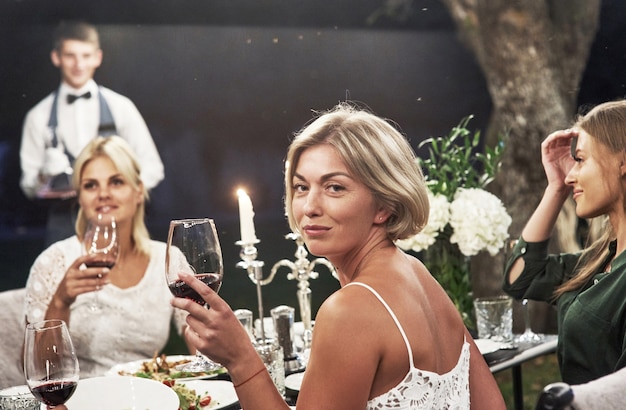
[0,385,40,410]
[254,338,285,398]
[234,309,254,341]
[474,295,513,343]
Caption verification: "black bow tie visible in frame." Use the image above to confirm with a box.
[67,91,92,104]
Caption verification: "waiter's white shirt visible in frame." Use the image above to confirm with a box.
[20,79,164,198]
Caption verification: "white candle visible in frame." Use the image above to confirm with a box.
[237,189,257,243]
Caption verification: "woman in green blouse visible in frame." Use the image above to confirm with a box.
[503,100,626,386]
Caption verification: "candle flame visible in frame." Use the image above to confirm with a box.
[237,188,247,197]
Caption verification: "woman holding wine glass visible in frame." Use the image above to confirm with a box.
[24,136,190,378]
[171,103,504,409]
[504,100,626,385]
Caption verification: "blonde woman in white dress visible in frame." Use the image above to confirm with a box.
[24,136,188,378]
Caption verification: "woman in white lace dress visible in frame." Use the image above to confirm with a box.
[172,103,505,409]
[24,136,188,378]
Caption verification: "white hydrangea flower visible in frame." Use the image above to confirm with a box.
[396,191,450,253]
[448,188,512,256]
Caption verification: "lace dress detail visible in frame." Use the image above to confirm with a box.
[345,282,470,410]
[24,237,188,378]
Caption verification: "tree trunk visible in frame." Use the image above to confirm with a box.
[440,0,601,331]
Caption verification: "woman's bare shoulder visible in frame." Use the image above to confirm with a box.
[314,283,392,338]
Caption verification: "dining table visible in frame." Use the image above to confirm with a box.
[98,324,558,410]
[485,335,559,410]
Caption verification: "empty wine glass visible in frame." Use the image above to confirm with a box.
[166,218,224,372]
[24,319,79,408]
[83,213,120,312]
[514,298,545,345]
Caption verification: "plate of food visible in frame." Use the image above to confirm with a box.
[173,380,239,409]
[64,376,179,409]
[106,354,227,382]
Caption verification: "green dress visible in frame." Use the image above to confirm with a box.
[503,238,626,384]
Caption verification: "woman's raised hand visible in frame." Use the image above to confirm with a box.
[170,273,258,371]
[52,254,110,307]
[541,129,578,189]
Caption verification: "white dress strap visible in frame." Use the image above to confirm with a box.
[344,281,414,368]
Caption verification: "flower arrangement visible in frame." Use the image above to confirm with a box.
[396,188,511,257]
[396,116,511,327]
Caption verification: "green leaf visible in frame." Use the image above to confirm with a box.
[419,115,507,198]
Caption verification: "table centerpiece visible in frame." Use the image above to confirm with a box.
[396,116,512,328]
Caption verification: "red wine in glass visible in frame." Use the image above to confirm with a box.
[166,218,224,373]
[83,214,119,311]
[168,273,222,304]
[84,260,116,269]
[31,381,78,406]
[24,319,79,408]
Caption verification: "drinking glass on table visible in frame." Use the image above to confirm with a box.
[83,213,119,312]
[24,319,79,408]
[514,298,545,345]
[166,218,224,372]
[474,295,513,343]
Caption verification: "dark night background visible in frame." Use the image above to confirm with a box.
[0,0,624,316]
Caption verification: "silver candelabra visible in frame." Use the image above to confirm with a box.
[236,232,337,349]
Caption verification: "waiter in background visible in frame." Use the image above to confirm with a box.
[19,20,164,246]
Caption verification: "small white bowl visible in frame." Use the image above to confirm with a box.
[0,385,40,410]
[65,376,179,409]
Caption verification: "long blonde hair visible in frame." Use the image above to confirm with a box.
[555,100,626,296]
[72,136,152,256]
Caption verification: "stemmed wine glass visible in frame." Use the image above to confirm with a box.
[24,319,79,408]
[166,218,224,372]
[83,213,120,312]
[514,298,545,345]
[502,238,543,345]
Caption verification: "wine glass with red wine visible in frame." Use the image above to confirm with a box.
[166,218,224,372]
[83,213,120,312]
[24,319,79,408]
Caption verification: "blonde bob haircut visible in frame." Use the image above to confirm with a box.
[72,136,151,256]
[284,103,429,242]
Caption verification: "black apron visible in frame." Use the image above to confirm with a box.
[43,86,118,246]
